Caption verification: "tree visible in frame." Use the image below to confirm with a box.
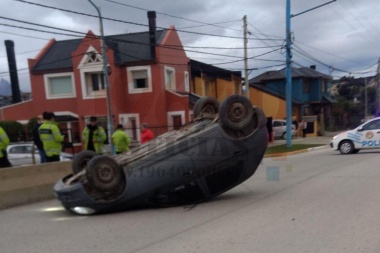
[0,121,24,142]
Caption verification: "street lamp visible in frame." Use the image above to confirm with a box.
[285,0,336,147]
[88,0,115,154]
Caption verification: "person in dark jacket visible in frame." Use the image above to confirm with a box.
[32,115,47,163]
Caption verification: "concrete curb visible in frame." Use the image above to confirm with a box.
[0,161,71,210]
[264,145,329,158]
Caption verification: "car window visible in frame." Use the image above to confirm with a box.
[362,119,380,131]
[8,146,23,154]
[273,121,282,127]
[24,146,33,153]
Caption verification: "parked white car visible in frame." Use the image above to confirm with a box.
[330,117,380,154]
[272,119,297,139]
[6,143,73,166]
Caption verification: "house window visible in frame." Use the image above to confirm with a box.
[184,71,190,92]
[44,73,76,99]
[303,80,310,94]
[84,72,106,96]
[127,66,152,94]
[165,66,176,90]
[132,70,148,89]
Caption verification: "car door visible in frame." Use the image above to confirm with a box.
[7,145,26,166]
[272,121,283,137]
[358,119,380,149]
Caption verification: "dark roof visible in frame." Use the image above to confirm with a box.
[190,59,241,81]
[106,30,166,65]
[189,93,202,105]
[250,67,331,84]
[33,39,82,72]
[32,30,167,72]
[55,115,78,122]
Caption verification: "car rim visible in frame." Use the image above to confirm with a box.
[341,143,351,153]
[227,101,247,123]
[95,162,118,185]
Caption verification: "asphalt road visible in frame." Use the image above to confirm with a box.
[1,147,380,253]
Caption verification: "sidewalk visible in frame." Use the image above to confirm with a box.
[268,135,332,147]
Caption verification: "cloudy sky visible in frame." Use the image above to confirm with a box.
[1,0,380,92]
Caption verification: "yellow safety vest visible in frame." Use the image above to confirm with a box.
[0,127,10,158]
[38,121,64,157]
[112,129,130,153]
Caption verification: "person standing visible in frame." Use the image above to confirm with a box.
[301,119,307,138]
[32,115,47,163]
[0,126,12,168]
[141,123,154,144]
[112,124,130,154]
[82,116,106,154]
[39,112,64,163]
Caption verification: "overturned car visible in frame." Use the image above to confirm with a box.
[54,95,268,215]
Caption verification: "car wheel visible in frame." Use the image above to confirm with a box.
[282,132,287,139]
[193,96,219,118]
[86,155,124,192]
[219,95,253,130]
[72,150,97,174]
[339,140,354,154]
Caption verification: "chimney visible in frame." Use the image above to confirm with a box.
[310,65,316,70]
[4,40,22,103]
[147,11,156,59]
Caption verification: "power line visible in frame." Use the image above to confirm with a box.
[12,0,283,41]
[104,0,243,32]
[0,19,250,61]
[0,30,50,41]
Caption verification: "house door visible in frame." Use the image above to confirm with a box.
[172,115,182,130]
[119,114,140,142]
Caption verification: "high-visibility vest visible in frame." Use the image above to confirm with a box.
[0,127,10,158]
[112,129,130,153]
[82,126,106,154]
[38,120,64,157]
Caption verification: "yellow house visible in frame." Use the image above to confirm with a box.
[190,59,242,102]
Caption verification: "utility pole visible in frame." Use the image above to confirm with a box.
[88,0,115,154]
[285,0,292,147]
[243,15,250,98]
[285,0,336,148]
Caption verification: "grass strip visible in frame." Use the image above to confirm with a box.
[265,144,323,155]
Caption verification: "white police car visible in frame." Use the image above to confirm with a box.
[330,117,380,154]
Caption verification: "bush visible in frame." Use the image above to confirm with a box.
[0,121,24,142]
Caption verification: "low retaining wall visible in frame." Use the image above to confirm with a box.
[0,162,71,210]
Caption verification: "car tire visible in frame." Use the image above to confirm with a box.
[72,150,97,174]
[86,155,124,192]
[339,140,354,154]
[219,95,253,130]
[282,132,286,139]
[193,96,219,118]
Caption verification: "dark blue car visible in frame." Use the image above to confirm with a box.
[54,95,268,215]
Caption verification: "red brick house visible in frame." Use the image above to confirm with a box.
[0,11,191,152]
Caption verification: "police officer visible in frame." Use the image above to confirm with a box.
[112,124,130,154]
[82,116,106,154]
[0,126,12,168]
[38,112,64,163]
